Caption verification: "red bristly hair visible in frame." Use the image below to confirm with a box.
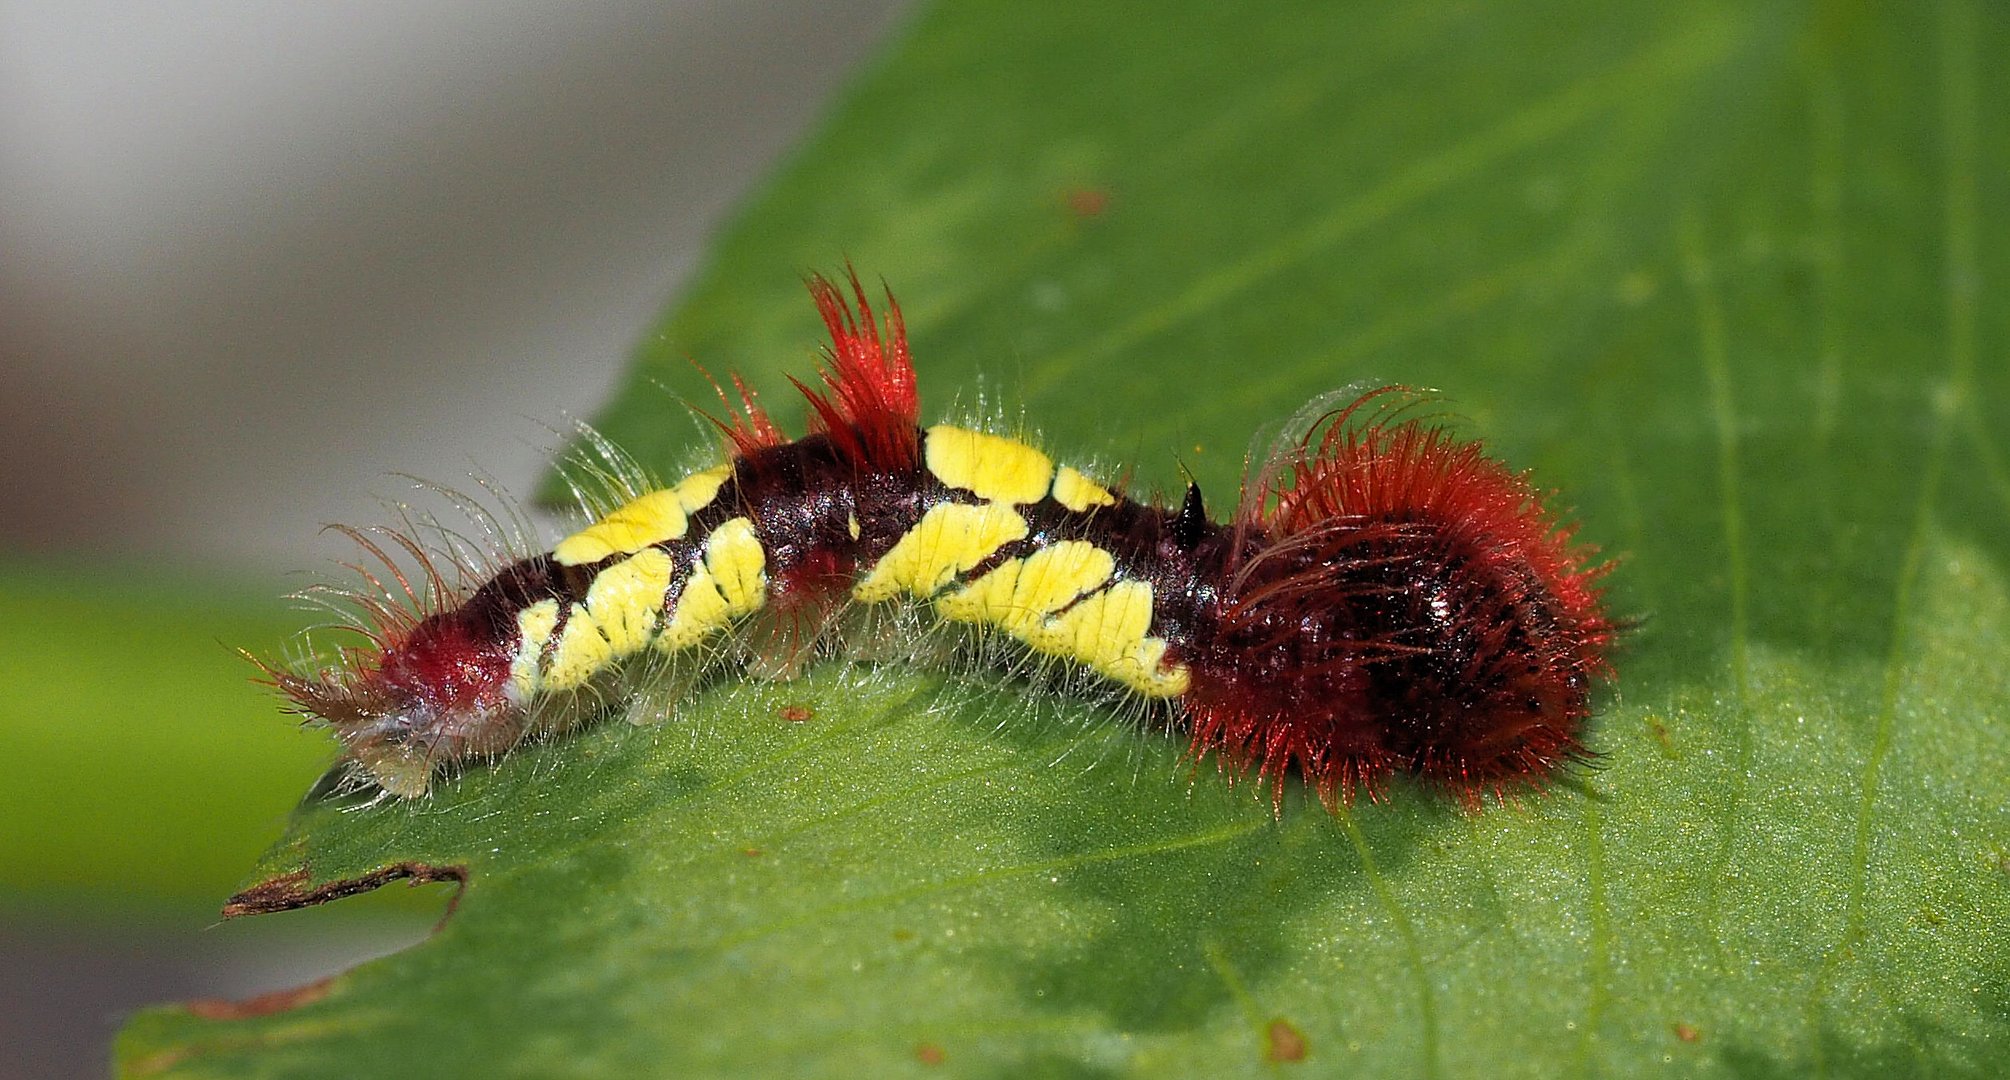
[794,269,921,470]
[707,370,787,458]
[699,269,920,469]
[1186,389,1613,808]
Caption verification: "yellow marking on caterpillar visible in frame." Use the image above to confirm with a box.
[854,502,1029,603]
[674,464,733,514]
[924,425,1054,505]
[1122,637,1188,697]
[1030,580,1190,697]
[659,565,730,651]
[705,518,766,615]
[554,490,688,567]
[1051,466,1117,512]
[656,517,767,652]
[545,604,614,691]
[584,547,675,655]
[508,599,562,698]
[936,540,1114,633]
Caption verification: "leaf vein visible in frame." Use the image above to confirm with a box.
[1340,809,1439,1080]
[1678,214,1753,957]
[1810,2,1978,1072]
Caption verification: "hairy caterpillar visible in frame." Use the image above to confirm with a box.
[270,273,1614,808]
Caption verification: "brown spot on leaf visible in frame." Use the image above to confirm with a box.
[743,848,763,857]
[1647,717,1679,757]
[916,1042,946,1065]
[1064,187,1110,218]
[778,704,815,722]
[185,976,334,1020]
[1264,1018,1308,1063]
[223,861,469,928]
[1674,1022,1702,1043]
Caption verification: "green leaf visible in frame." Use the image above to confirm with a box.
[122,0,2010,1076]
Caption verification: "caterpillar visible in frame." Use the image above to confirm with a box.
[271,272,1614,808]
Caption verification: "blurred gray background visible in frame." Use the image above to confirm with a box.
[1,0,908,572]
[0,2,908,1076]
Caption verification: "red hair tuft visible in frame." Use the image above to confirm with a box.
[794,268,921,471]
[1183,388,1614,808]
[696,364,788,458]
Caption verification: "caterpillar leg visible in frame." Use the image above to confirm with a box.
[354,742,433,799]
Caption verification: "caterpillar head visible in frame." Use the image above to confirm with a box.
[270,608,521,798]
